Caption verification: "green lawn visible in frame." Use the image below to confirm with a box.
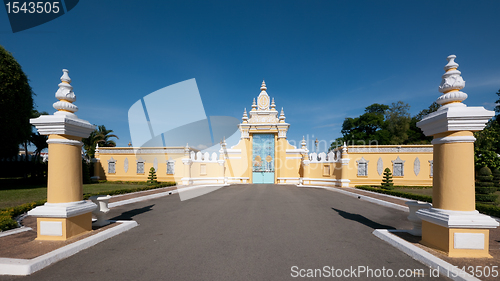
[0,181,150,210]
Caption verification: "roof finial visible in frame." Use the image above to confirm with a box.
[251,98,257,110]
[261,80,267,91]
[242,108,248,123]
[437,54,467,108]
[279,107,286,123]
[271,97,276,110]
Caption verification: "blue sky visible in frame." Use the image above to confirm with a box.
[2,0,500,152]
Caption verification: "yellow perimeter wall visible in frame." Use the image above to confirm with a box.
[94,144,433,187]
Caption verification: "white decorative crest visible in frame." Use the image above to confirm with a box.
[257,80,270,110]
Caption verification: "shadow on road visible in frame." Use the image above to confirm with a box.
[109,204,155,220]
[332,208,396,230]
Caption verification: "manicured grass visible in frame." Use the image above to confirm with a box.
[0,181,150,209]
[396,188,433,197]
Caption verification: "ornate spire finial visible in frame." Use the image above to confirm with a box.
[53,69,78,117]
[261,80,267,91]
[271,97,276,110]
[242,108,248,123]
[184,143,189,154]
[252,98,257,110]
[279,107,285,123]
[301,136,306,148]
[437,55,467,108]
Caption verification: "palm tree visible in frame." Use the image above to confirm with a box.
[82,125,119,159]
[97,125,119,147]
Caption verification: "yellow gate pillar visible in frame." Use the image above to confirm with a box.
[416,55,499,257]
[28,69,96,241]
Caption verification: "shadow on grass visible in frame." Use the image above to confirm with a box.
[109,204,155,220]
[332,208,396,230]
[0,178,47,191]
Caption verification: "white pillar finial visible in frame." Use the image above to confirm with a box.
[53,69,78,117]
[437,54,467,108]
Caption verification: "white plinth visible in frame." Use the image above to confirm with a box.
[28,200,97,218]
[416,207,499,229]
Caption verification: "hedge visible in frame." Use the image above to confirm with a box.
[356,185,432,203]
[0,181,176,232]
[355,185,500,218]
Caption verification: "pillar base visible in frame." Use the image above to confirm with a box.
[417,208,499,258]
[28,201,96,241]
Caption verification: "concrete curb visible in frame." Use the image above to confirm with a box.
[0,220,138,276]
[108,184,228,208]
[373,229,481,281]
[304,185,409,212]
[0,226,32,238]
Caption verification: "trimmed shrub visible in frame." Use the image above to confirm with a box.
[356,185,432,203]
[355,186,500,218]
[492,168,500,191]
[475,166,498,203]
[147,167,158,185]
[381,168,394,190]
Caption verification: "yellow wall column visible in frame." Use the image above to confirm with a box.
[47,135,84,203]
[181,144,192,185]
[339,143,351,187]
[28,69,96,241]
[416,55,498,257]
[432,131,476,211]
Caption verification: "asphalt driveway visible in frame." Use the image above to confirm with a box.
[4,184,448,280]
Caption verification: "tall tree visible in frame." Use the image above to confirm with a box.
[338,103,390,145]
[406,102,440,144]
[385,101,411,144]
[0,45,34,159]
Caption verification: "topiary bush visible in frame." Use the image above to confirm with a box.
[147,167,158,185]
[475,166,498,203]
[492,168,500,192]
[381,167,394,190]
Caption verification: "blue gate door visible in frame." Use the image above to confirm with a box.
[252,134,275,184]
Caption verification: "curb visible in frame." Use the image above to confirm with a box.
[373,229,481,281]
[0,220,138,276]
[304,185,409,212]
[108,184,228,208]
[0,226,32,238]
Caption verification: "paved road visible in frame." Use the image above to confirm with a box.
[6,185,448,280]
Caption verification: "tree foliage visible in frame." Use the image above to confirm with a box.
[474,89,500,169]
[332,101,438,149]
[0,45,34,159]
[82,125,119,159]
